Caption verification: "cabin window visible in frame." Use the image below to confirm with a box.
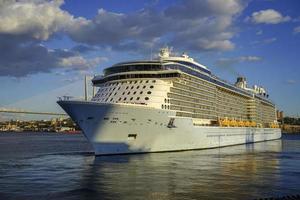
[147,91,151,94]
[128,134,137,139]
[150,86,154,89]
[145,97,149,100]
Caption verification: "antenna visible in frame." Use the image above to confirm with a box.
[84,75,88,101]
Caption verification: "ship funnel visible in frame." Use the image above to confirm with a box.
[235,77,247,89]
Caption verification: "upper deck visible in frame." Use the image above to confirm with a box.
[92,48,274,106]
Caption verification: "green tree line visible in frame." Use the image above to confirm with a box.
[279,117,300,125]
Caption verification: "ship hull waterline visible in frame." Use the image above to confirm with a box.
[58,100,282,156]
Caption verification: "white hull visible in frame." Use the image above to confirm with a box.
[58,101,281,155]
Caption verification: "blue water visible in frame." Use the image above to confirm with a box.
[0,133,299,200]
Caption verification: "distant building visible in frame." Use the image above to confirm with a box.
[276,110,284,122]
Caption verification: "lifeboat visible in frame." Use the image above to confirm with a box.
[250,121,256,127]
[238,121,245,127]
[244,121,251,127]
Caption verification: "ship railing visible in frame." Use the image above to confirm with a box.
[57,96,75,101]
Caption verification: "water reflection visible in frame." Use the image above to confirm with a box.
[80,140,285,200]
[2,137,300,200]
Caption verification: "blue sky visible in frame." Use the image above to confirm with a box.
[0,0,300,120]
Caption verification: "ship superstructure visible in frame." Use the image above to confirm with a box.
[58,48,281,155]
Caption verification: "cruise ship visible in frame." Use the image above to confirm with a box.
[58,48,281,155]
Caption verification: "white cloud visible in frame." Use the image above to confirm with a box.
[263,37,277,44]
[248,9,291,24]
[216,56,262,67]
[238,56,262,62]
[256,30,263,35]
[68,0,247,52]
[293,26,300,34]
[59,56,108,71]
[0,0,81,40]
[0,0,248,77]
[286,79,296,84]
[0,0,94,77]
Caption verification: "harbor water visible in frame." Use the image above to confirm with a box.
[0,132,299,200]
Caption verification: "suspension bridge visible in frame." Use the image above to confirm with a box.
[0,109,67,116]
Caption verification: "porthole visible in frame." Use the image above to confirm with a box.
[137,86,140,89]
[118,97,122,101]
[161,105,164,109]
[150,85,154,89]
[164,99,167,103]
[126,86,129,89]
[114,92,117,95]
[143,86,146,89]
[122,92,125,95]
[145,97,149,100]
[134,81,137,84]
[147,91,151,94]
[110,98,113,102]
[133,91,136,94]
[140,80,143,83]
[129,81,132,84]
[164,105,167,109]
[124,97,127,101]
[140,91,143,94]
[130,97,133,100]
[131,86,134,89]
[127,92,130,95]
[152,80,156,83]
[136,97,140,100]
[146,80,149,83]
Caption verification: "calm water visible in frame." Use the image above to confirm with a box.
[0,133,299,200]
